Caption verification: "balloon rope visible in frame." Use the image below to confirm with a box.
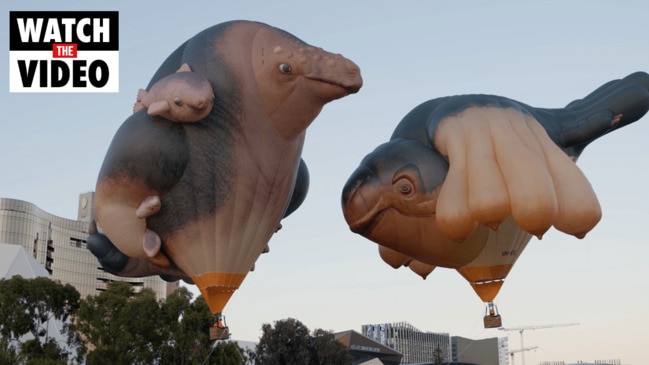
[201,339,246,364]
[201,339,221,365]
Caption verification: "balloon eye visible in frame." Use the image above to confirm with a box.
[174,98,183,106]
[400,184,411,194]
[393,176,415,196]
[279,63,292,73]
[394,178,414,195]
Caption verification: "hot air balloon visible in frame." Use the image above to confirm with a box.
[342,72,649,327]
[88,20,362,336]
[455,216,532,327]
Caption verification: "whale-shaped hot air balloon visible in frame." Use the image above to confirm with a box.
[88,20,362,336]
[342,72,649,327]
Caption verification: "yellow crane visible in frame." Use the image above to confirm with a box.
[498,323,579,365]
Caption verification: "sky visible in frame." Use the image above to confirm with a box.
[2,1,648,364]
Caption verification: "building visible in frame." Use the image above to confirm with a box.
[540,361,622,365]
[336,330,403,365]
[0,193,170,301]
[451,336,508,365]
[0,242,51,279]
[361,322,451,364]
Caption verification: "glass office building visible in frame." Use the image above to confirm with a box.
[362,322,451,364]
[0,192,170,301]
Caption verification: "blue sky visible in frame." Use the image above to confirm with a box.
[2,1,649,363]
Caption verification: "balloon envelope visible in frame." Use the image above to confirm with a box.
[93,20,362,315]
[456,216,532,302]
[342,71,649,315]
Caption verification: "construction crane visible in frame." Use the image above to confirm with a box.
[498,323,579,365]
[507,346,537,365]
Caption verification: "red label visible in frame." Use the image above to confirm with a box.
[52,43,78,58]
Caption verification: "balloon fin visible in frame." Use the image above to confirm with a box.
[134,89,147,113]
[147,100,171,117]
[136,195,162,218]
[177,63,192,73]
[142,229,171,268]
[142,228,161,257]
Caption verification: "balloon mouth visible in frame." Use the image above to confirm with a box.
[306,76,361,97]
[345,191,393,236]
[350,207,438,240]
[348,205,389,237]
[305,61,363,95]
[345,190,439,237]
[192,272,247,314]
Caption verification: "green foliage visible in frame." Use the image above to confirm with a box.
[74,282,242,365]
[158,288,217,364]
[310,328,353,365]
[207,341,245,365]
[0,276,280,364]
[160,294,245,365]
[22,339,68,365]
[256,318,311,365]
[76,281,139,364]
[0,276,246,364]
[254,318,352,365]
[0,337,19,365]
[0,276,81,365]
[77,282,168,364]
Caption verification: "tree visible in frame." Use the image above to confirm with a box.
[75,282,243,365]
[254,318,352,365]
[0,276,81,365]
[75,281,164,364]
[310,329,353,365]
[0,337,19,365]
[255,318,312,365]
[208,341,245,365]
[157,287,193,363]
[158,287,229,365]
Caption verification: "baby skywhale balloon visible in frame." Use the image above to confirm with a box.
[88,20,362,333]
[342,72,649,326]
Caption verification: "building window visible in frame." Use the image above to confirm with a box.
[69,237,86,248]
